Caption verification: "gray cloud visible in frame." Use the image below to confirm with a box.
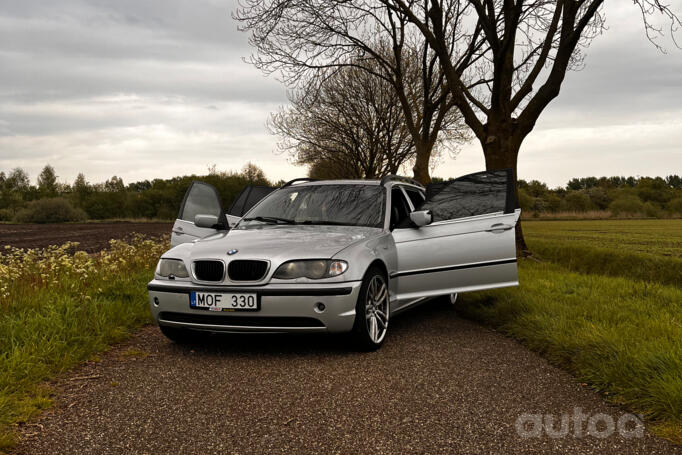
[0,0,282,106]
[540,4,682,125]
[0,0,680,187]
[0,0,294,182]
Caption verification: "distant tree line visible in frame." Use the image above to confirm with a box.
[0,163,274,223]
[513,175,682,217]
[1,163,680,223]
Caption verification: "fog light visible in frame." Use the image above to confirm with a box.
[153,297,160,307]
[314,302,326,313]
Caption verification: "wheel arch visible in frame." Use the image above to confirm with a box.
[366,258,389,282]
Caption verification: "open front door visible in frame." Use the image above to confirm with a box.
[392,169,519,303]
[171,181,226,248]
[226,185,275,227]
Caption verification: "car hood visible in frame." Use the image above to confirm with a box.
[189,224,381,261]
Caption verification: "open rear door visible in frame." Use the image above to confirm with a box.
[171,181,227,248]
[392,169,519,303]
[226,185,275,227]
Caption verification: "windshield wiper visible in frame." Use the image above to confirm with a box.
[243,216,296,224]
[297,220,351,226]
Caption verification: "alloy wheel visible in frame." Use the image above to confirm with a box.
[364,275,389,344]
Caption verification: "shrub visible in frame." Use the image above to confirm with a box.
[636,177,673,204]
[609,195,644,216]
[562,191,592,212]
[666,197,682,215]
[544,193,562,213]
[0,209,13,222]
[12,198,87,223]
[82,192,127,219]
[643,202,663,218]
[517,188,533,211]
[586,187,611,210]
[155,206,177,220]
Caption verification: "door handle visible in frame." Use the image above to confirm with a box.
[172,229,184,235]
[486,223,513,233]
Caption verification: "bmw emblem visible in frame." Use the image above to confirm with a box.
[227,249,238,255]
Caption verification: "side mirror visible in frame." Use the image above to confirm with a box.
[409,210,432,227]
[226,214,242,228]
[194,214,219,229]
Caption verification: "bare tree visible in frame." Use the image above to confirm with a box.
[242,162,268,183]
[270,57,463,179]
[306,158,361,180]
[236,0,678,252]
[377,0,679,252]
[235,2,469,183]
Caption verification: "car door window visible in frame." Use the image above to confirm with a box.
[228,189,249,217]
[228,185,276,217]
[390,187,411,229]
[172,181,226,247]
[403,188,425,211]
[422,169,515,221]
[180,182,223,222]
[245,186,275,213]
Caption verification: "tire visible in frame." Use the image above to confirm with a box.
[159,325,203,344]
[351,266,390,351]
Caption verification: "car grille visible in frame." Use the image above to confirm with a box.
[228,260,268,281]
[193,260,225,282]
[159,312,324,328]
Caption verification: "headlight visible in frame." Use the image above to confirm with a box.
[273,260,348,279]
[156,258,189,278]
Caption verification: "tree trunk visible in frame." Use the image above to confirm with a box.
[480,128,531,256]
[412,142,432,185]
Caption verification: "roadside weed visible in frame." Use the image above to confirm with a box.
[0,235,168,450]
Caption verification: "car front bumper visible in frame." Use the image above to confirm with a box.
[147,279,362,333]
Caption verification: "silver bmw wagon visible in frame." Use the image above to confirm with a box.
[147,170,520,350]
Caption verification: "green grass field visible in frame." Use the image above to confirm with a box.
[522,219,682,287]
[523,219,682,257]
[460,219,682,442]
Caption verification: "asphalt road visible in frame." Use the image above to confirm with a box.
[13,299,681,454]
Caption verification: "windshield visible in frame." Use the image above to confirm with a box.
[238,184,385,228]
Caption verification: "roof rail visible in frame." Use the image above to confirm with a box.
[281,178,318,188]
[379,175,424,188]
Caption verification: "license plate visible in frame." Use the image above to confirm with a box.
[189,292,259,312]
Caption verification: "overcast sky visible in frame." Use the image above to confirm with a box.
[0,0,680,188]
